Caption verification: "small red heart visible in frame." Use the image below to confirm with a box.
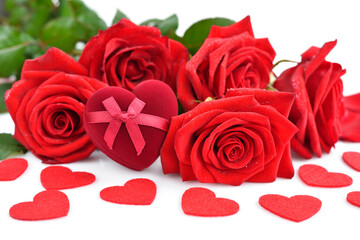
[342,151,360,171]
[41,166,95,190]
[347,191,360,208]
[298,164,352,187]
[100,178,156,205]
[0,158,28,181]
[84,80,178,170]
[259,194,322,222]
[9,190,69,221]
[181,187,239,217]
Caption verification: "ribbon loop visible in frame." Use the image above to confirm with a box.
[86,96,169,156]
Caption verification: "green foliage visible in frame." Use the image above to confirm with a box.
[5,0,53,36]
[0,133,27,160]
[0,26,34,78]
[140,14,178,36]
[0,83,12,113]
[41,17,87,52]
[25,0,54,38]
[112,9,130,25]
[182,18,235,55]
[2,0,108,76]
[58,0,107,40]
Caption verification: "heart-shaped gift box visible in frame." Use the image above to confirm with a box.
[84,80,178,170]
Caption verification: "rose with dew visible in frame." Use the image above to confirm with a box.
[274,40,346,159]
[177,16,276,111]
[161,88,297,185]
[79,18,188,92]
[5,48,107,163]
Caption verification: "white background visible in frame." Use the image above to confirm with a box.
[1,0,360,239]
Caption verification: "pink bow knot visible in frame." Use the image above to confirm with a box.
[86,96,169,156]
[111,109,137,122]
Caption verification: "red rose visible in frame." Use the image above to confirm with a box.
[340,93,360,142]
[79,18,188,91]
[177,16,276,111]
[5,48,107,163]
[274,40,346,159]
[160,88,297,186]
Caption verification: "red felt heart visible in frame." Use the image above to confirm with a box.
[259,194,322,222]
[84,80,178,170]
[9,190,69,221]
[41,166,95,190]
[342,151,360,171]
[298,164,353,187]
[347,191,360,208]
[181,187,239,217]
[100,178,156,205]
[0,158,28,181]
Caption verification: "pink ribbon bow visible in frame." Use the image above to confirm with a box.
[86,96,169,156]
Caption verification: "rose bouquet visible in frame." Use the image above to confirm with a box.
[1,0,360,186]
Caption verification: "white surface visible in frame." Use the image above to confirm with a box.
[2,1,360,239]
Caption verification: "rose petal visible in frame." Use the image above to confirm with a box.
[168,39,189,91]
[303,40,337,79]
[5,78,44,119]
[21,71,64,82]
[160,113,187,174]
[203,155,265,185]
[225,88,295,117]
[80,19,162,80]
[176,60,198,111]
[41,142,96,164]
[189,134,217,183]
[175,109,226,166]
[21,48,88,79]
[277,145,294,178]
[274,65,322,158]
[343,93,360,112]
[340,100,360,142]
[199,112,275,172]
[208,16,254,39]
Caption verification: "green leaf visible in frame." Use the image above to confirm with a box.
[5,0,27,10]
[112,9,129,25]
[140,14,178,36]
[58,0,74,17]
[25,1,53,37]
[59,0,107,40]
[0,133,27,160]
[77,11,107,39]
[0,26,33,78]
[168,31,183,42]
[5,0,54,33]
[140,18,162,27]
[6,5,28,26]
[157,14,178,36]
[0,83,12,113]
[5,0,28,17]
[182,17,235,55]
[25,44,46,59]
[41,17,87,52]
